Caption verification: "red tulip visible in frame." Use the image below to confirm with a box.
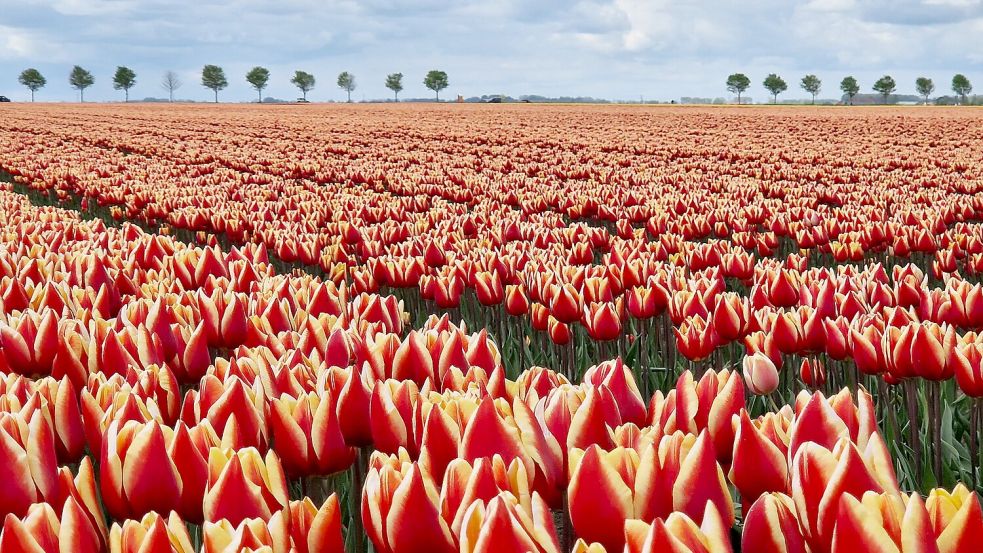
[0,499,102,553]
[109,511,195,553]
[0,410,58,519]
[505,285,530,317]
[800,358,826,389]
[549,283,583,324]
[362,458,456,553]
[287,495,347,553]
[741,493,805,553]
[270,390,356,478]
[458,492,561,553]
[583,302,623,341]
[474,271,504,306]
[623,502,733,553]
[925,485,983,553]
[203,447,290,525]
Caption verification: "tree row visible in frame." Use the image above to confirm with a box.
[726,73,975,104]
[16,66,451,102]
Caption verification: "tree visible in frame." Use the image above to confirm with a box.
[291,70,316,100]
[424,70,449,101]
[726,73,751,104]
[872,75,896,104]
[840,76,860,105]
[762,73,787,103]
[337,71,356,102]
[952,74,973,105]
[201,65,228,103]
[915,77,935,104]
[800,74,821,104]
[69,65,94,102]
[112,66,137,102]
[385,73,404,101]
[161,71,182,102]
[245,66,270,102]
[18,68,46,102]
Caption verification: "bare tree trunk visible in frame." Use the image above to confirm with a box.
[214,89,218,103]
[31,90,34,102]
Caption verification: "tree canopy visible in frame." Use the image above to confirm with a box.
[291,71,316,100]
[915,77,935,104]
[762,73,787,103]
[872,75,897,103]
[424,70,449,101]
[113,66,137,102]
[337,72,357,102]
[246,66,271,102]
[952,74,973,103]
[840,76,860,104]
[69,65,95,102]
[726,74,751,104]
[201,65,228,102]
[385,73,404,101]
[18,68,46,102]
[800,75,821,104]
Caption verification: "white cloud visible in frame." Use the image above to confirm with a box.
[0,0,980,101]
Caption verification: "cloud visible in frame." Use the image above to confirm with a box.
[0,0,980,102]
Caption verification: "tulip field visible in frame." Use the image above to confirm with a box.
[1,102,983,552]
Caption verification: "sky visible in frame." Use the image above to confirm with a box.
[1,0,982,102]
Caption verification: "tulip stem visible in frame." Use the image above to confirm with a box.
[970,398,978,491]
[349,447,367,553]
[904,380,922,490]
[560,493,573,553]
[931,382,943,487]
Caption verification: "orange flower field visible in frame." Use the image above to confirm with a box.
[0,102,982,551]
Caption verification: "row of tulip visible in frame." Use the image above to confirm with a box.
[2,105,983,552]
[4,354,983,552]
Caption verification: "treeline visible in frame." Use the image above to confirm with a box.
[15,66,451,103]
[726,73,975,105]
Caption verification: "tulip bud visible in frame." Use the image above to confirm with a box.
[743,352,779,395]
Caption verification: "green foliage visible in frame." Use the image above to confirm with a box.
[915,77,935,103]
[762,73,787,103]
[112,66,137,101]
[337,71,356,102]
[18,68,46,101]
[69,65,95,102]
[291,71,316,100]
[840,76,860,104]
[423,70,449,100]
[800,74,821,104]
[385,73,404,101]
[201,65,228,102]
[952,74,973,103]
[873,75,897,103]
[246,66,271,102]
[726,73,751,104]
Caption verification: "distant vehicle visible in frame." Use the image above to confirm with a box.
[296,98,310,103]
[486,97,502,103]
[0,96,11,102]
